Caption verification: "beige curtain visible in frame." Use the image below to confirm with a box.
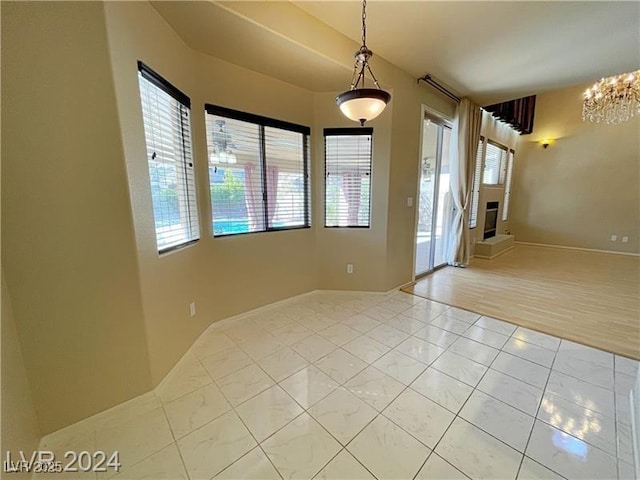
[446,98,482,266]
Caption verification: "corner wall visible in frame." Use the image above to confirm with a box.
[511,83,640,254]
[104,2,318,385]
[1,1,153,434]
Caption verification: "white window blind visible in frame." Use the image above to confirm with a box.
[324,128,372,228]
[502,149,515,221]
[469,136,485,228]
[264,127,309,229]
[137,62,199,253]
[205,105,310,236]
[482,141,508,185]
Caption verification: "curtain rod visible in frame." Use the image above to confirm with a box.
[417,74,461,103]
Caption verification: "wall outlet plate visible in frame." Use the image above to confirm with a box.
[346,264,354,274]
[610,234,618,242]
[189,302,196,317]
[622,236,629,243]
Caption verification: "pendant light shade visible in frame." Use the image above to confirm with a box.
[336,0,391,126]
[337,88,391,126]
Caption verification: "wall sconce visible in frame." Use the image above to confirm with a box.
[540,138,553,149]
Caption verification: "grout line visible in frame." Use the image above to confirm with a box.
[158,402,192,480]
[515,331,559,479]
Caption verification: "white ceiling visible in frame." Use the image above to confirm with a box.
[152,1,640,105]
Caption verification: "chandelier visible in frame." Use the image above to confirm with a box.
[582,70,640,124]
[336,0,391,126]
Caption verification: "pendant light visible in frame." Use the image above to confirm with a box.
[336,0,391,126]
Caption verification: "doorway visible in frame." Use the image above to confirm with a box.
[414,113,452,277]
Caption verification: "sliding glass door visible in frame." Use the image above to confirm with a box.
[415,114,452,277]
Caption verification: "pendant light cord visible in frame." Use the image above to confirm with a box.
[349,0,382,91]
[361,0,367,47]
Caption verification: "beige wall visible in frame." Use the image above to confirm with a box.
[1,2,154,434]
[511,83,640,254]
[1,0,458,437]
[104,2,318,385]
[1,275,41,478]
[313,74,455,292]
[313,91,392,292]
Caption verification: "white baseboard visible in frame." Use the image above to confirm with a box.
[514,241,639,257]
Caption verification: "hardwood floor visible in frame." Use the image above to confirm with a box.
[403,244,640,360]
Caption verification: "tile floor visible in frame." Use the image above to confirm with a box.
[34,291,638,480]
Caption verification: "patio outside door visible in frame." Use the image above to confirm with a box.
[414,115,452,277]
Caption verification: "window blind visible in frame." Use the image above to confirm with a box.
[469,136,485,228]
[264,127,309,229]
[137,62,199,253]
[482,140,508,185]
[324,128,373,228]
[205,104,310,236]
[502,149,515,221]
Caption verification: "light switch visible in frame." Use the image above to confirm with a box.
[407,196,414,207]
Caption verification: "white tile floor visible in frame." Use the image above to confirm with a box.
[34,291,638,480]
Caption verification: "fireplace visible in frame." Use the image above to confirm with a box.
[484,202,499,240]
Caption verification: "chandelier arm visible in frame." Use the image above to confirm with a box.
[365,63,382,89]
[349,62,359,90]
[358,62,368,88]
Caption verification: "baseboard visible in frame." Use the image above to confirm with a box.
[317,289,388,296]
[515,241,640,257]
[389,280,417,294]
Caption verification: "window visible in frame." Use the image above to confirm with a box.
[482,140,508,185]
[137,62,200,253]
[469,136,485,228]
[324,128,372,227]
[502,149,515,221]
[205,104,310,236]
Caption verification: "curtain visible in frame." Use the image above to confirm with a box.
[266,165,279,226]
[446,98,482,266]
[244,163,260,230]
[342,172,362,225]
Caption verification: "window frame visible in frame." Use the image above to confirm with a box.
[323,127,373,229]
[137,61,200,254]
[204,104,311,238]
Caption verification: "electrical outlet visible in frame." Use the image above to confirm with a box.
[346,264,354,274]
[407,196,414,207]
[622,236,629,243]
[189,302,196,317]
[610,234,618,242]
